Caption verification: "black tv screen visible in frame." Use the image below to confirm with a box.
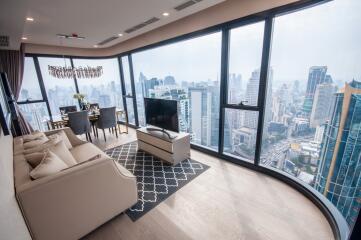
[144,98,179,132]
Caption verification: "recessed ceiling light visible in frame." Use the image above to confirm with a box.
[21,37,28,40]
[26,17,34,22]
[162,12,169,17]
[118,33,123,37]
[93,45,98,48]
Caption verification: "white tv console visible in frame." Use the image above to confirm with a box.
[136,127,190,165]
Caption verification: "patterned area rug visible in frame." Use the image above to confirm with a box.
[105,141,210,221]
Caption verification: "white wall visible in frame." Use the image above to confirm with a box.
[0,130,31,240]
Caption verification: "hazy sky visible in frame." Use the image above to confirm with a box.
[22,0,361,94]
[132,0,361,87]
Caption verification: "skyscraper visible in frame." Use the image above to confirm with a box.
[188,84,219,148]
[309,83,337,128]
[315,80,361,226]
[303,66,332,115]
[243,68,272,139]
[243,69,262,129]
[188,87,208,146]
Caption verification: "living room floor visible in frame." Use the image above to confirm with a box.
[81,128,334,240]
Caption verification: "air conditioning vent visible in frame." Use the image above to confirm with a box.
[97,36,119,46]
[125,17,160,34]
[0,36,9,47]
[174,0,203,11]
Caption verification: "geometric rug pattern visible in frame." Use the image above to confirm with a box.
[105,141,210,221]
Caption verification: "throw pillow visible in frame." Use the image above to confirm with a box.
[23,131,46,143]
[24,136,62,155]
[48,140,77,167]
[23,136,49,149]
[47,130,72,149]
[30,150,68,180]
[25,152,46,168]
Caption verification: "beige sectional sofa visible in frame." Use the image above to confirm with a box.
[13,128,138,240]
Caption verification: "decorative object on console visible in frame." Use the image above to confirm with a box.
[105,141,209,221]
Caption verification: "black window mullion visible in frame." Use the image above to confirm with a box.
[254,17,274,166]
[218,28,230,154]
[17,100,46,105]
[128,54,139,127]
[70,58,81,109]
[223,104,259,112]
[33,56,53,122]
[117,56,129,122]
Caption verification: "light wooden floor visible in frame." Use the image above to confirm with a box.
[82,128,334,240]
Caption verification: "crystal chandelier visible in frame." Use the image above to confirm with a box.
[48,65,103,79]
[48,33,104,79]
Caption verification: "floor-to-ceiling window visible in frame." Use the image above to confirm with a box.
[132,32,222,151]
[222,21,265,162]
[72,58,123,109]
[38,57,78,119]
[261,0,361,228]
[18,57,50,131]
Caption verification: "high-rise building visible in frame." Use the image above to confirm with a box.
[244,70,261,129]
[315,80,361,226]
[228,73,242,103]
[314,124,326,144]
[188,85,219,148]
[164,76,176,85]
[189,87,207,145]
[243,69,272,139]
[309,83,337,128]
[142,77,162,98]
[303,66,332,115]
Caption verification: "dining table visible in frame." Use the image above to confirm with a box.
[47,109,129,135]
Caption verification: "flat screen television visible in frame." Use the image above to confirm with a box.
[144,98,179,133]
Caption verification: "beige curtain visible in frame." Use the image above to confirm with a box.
[0,44,33,135]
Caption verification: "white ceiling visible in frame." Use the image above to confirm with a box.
[0,0,224,50]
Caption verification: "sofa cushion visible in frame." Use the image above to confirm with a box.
[49,141,77,167]
[24,137,61,155]
[30,151,68,180]
[47,130,72,149]
[70,143,109,163]
[23,136,49,149]
[23,131,46,143]
[25,152,46,168]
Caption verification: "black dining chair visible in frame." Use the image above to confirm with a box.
[96,107,118,142]
[59,105,77,114]
[68,111,92,142]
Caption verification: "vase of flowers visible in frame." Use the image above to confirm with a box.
[73,93,89,110]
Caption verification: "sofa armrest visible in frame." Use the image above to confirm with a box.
[16,158,138,240]
[44,127,86,147]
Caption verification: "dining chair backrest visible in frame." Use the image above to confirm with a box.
[97,107,116,129]
[68,111,91,135]
[59,105,77,114]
